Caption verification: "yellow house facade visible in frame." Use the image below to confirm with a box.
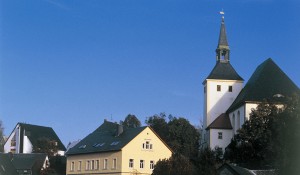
[66,120,172,175]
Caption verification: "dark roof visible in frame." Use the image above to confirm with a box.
[11,153,47,170]
[218,163,254,175]
[204,62,244,82]
[19,123,66,151]
[0,153,18,175]
[206,113,232,130]
[227,58,300,112]
[218,17,229,47]
[66,121,147,155]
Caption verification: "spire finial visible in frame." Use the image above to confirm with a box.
[220,9,225,20]
[216,9,230,63]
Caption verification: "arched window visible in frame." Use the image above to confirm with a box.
[237,111,240,130]
[232,114,235,134]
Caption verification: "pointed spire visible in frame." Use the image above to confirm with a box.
[218,17,229,47]
[216,13,230,63]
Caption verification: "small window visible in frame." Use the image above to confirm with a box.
[86,161,90,170]
[78,161,81,171]
[129,159,134,168]
[150,160,154,170]
[103,159,108,169]
[140,160,144,169]
[229,86,233,92]
[218,132,223,139]
[78,145,86,149]
[112,158,117,169]
[204,86,206,93]
[95,160,99,170]
[70,161,74,171]
[91,160,95,170]
[146,141,150,149]
[111,141,120,145]
[217,85,221,91]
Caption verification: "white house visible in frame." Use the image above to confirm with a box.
[4,123,66,156]
[202,16,300,152]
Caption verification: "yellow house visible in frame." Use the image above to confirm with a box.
[66,120,172,175]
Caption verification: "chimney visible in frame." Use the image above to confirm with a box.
[116,124,123,137]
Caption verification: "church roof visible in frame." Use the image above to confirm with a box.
[66,120,148,155]
[16,123,66,151]
[227,58,300,113]
[206,113,232,130]
[204,62,244,82]
[218,17,229,47]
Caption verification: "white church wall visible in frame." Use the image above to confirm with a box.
[209,129,232,152]
[23,135,33,153]
[205,80,243,127]
[229,105,245,135]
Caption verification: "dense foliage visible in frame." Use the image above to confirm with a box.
[225,95,300,174]
[146,113,200,158]
[122,114,141,128]
[32,137,59,156]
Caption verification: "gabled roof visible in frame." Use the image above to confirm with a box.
[218,163,254,175]
[66,121,148,155]
[18,123,66,151]
[0,153,18,175]
[11,153,47,171]
[206,113,232,130]
[204,62,244,83]
[227,58,300,113]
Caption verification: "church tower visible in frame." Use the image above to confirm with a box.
[202,15,244,150]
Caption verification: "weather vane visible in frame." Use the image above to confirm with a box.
[220,9,225,19]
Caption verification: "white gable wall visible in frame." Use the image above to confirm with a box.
[23,135,33,153]
[209,129,232,152]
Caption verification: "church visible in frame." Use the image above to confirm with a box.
[201,15,300,152]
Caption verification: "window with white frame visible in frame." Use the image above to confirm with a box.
[150,160,154,170]
[70,161,74,171]
[142,141,153,150]
[104,159,108,169]
[112,158,117,169]
[91,160,95,170]
[78,161,81,171]
[218,132,223,139]
[95,160,99,170]
[140,160,144,169]
[129,159,134,168]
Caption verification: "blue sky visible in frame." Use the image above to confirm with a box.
[1,0,299,145]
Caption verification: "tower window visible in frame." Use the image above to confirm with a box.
[217,85,221,91]
[229,86,233,92]
[204,86,206,93]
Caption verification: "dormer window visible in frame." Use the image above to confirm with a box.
[111,141,120,146]
[78,145,86,149]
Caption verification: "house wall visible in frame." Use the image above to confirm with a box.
[4,124,20,153]
[66,151,122,175]
[121,127,172,175]
[66,127,171,175]
[209,129,232,152]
